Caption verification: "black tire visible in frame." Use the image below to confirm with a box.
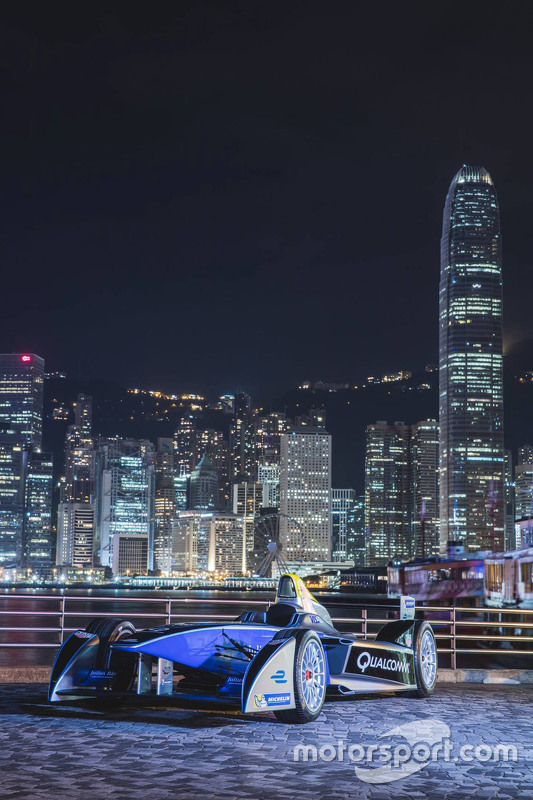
[85,617,137,695]
[405,620,437,698]
[274,630,326,724]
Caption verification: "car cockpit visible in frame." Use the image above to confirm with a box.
[238,574,337,634]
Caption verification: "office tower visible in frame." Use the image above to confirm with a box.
[515,445,533,521]
[172,510,200,572]
[504,450,516,551]
[57,394,95,570]
[280,428,332,563]
[0,353,45,449]
[365,421,411,565]
[112,534,149,576]
[230,393,256,481]
[0,354,46,565]
[195,429,230,507]
[61,431,95,503]
[24,452,54,568]
[331,489,355,562]
[232,481,262,572]
[174,414,197,475]
[0,438,26,563]
[439,165,504,553]
[257,463,280,509]
[174,465,188,511]
[94,438,155,571]
[346,495,366,565]
[61,394,95,504]
[207,512,243,574]
[189,454,219,510]
[153,438,176,574]
[255,411,288,465]
[73,394,92,438]
[173,510,212,572]
[232,481,263,517]
[411,420,440,558]
[57,503,94,566]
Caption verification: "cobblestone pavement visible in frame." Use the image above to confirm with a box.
[0,684,531,800]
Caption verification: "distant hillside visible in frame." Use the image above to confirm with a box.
[43,341,533,494]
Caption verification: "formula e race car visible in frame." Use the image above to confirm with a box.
[49,574,437,724]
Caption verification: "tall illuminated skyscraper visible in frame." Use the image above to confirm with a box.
[0,353,44,449]
[280,428,332,563]
[94,438,155,572]
[439,165,504,552]
[0,354,47,565]
[365,421,411,565]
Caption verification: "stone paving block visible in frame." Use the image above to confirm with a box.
[0,684,532,799]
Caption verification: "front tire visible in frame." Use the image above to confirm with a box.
[274,630,326,724]
[85,617,137,696]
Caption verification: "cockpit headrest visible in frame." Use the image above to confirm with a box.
[275,573,334,629]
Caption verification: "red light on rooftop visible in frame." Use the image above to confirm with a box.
[21,355,31,362]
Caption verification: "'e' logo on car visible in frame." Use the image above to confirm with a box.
[271,669,287,684]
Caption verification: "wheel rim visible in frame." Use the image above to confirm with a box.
[420,629,437,687]
[301,639,326,712]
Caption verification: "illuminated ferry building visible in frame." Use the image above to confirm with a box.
[439,165,504,553]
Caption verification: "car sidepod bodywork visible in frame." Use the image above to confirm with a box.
[49,574,437,723]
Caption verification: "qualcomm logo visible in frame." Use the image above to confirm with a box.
[271,669,287,684]
[356,651,409,674]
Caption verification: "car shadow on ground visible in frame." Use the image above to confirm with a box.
[0,686,279,729]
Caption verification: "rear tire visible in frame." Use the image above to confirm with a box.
[274,630,326,724]
[85,617,137,697]
[405,620,437,697]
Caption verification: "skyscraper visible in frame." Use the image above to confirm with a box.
[24,451,54,568]
[230,393,256,481]
[365,420,440,565]
[365,421,411,565]
[0,353,44,449]
[439,165,504,553]
[189,454,219,510]
[0,354,47,565]
[153,438,176,574]
[411,419,440,558]
[331,489,355,562]
[280,428,332,563]
[94,438,155,571]
[514,445,533,522]
[57,503,94,567]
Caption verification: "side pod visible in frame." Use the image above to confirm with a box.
[48,631,99,701]
[242,635,296,713]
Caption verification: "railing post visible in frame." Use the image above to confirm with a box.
[451,606,456,670]
[166,597,171,626]
[60,594,66,645]
[362,608,367,639]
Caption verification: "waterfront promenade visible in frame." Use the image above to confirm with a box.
[0,683,531,799]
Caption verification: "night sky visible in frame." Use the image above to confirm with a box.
[3,2,533,401]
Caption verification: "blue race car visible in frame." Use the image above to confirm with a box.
[49,574,437,724]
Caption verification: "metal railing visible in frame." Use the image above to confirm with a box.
[0,594,532,669]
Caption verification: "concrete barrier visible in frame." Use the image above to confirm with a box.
[437,668,533,684]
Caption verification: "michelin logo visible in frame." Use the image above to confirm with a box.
[254,693,291,708]
[357,651,409,674]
